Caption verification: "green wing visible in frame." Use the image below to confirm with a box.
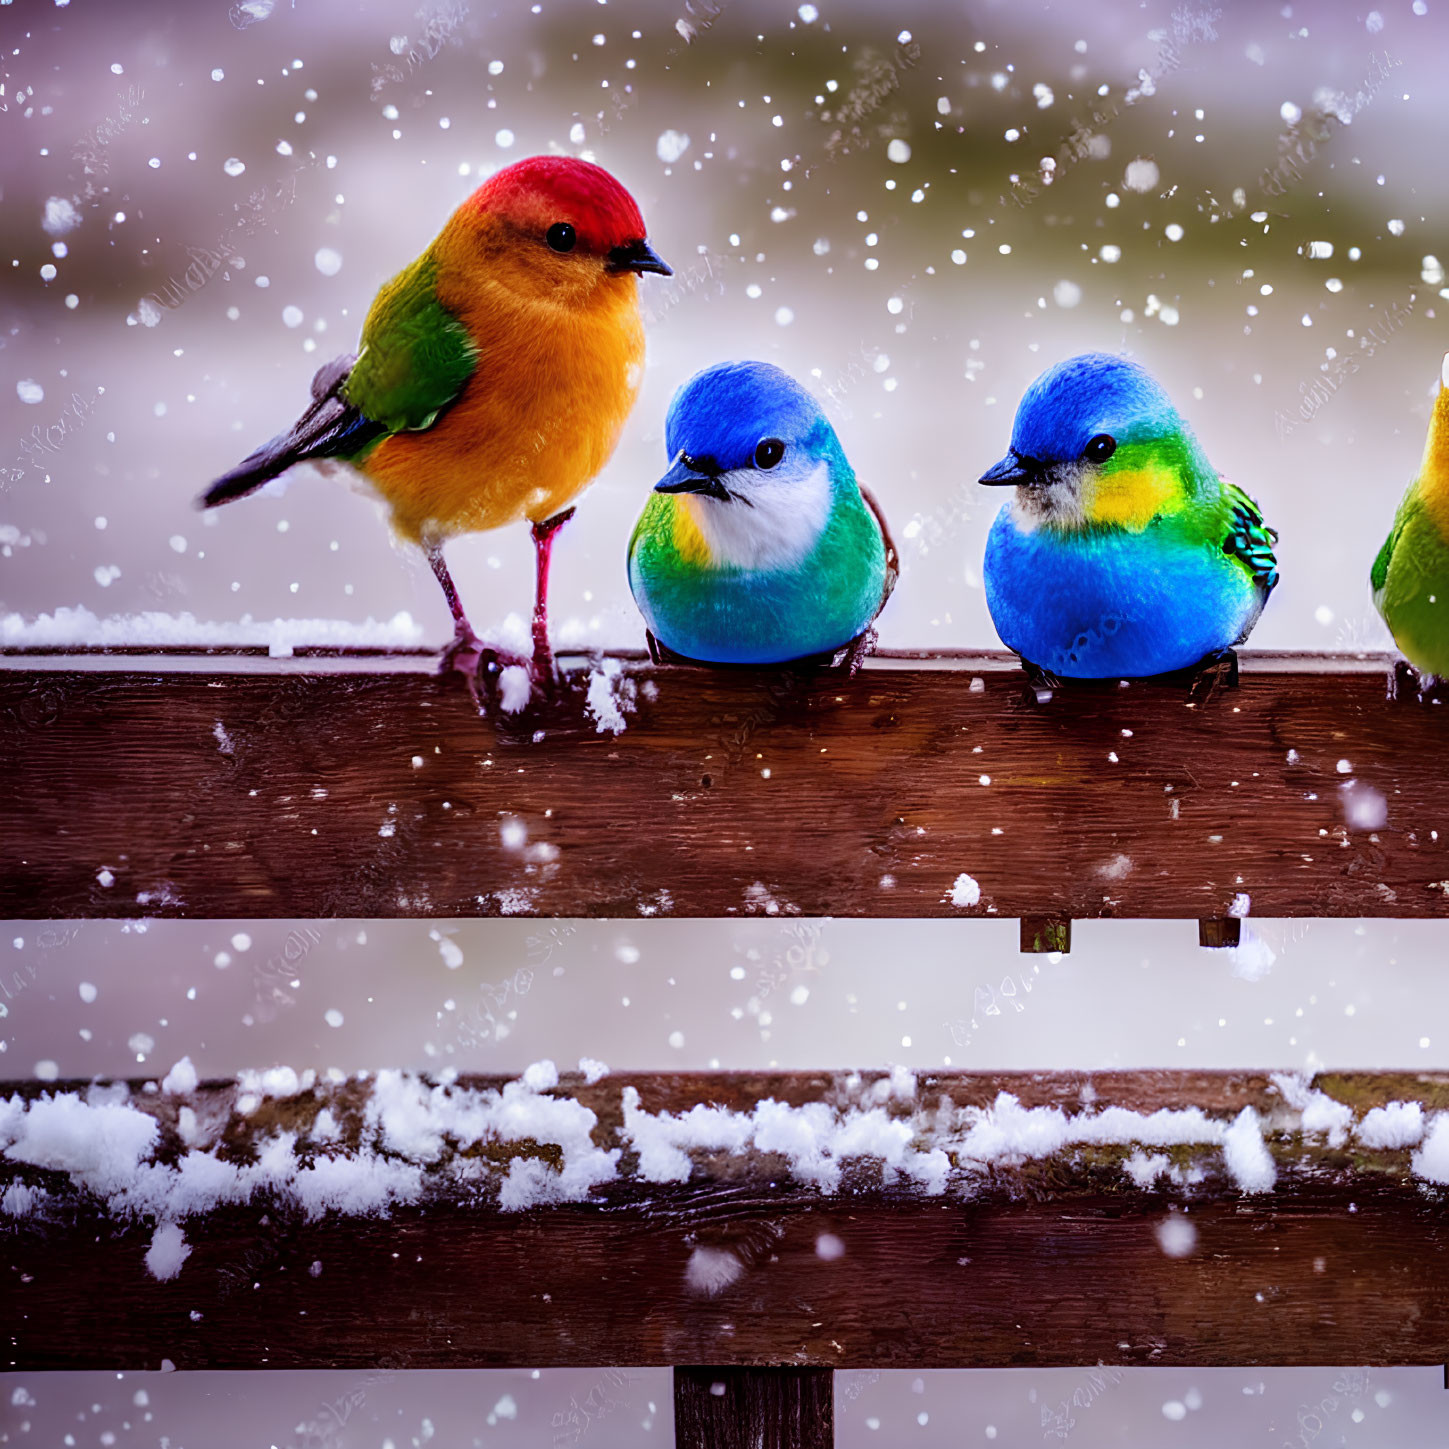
[342,250,477,436]
[1219,481,1279,600]
[1370,499,1408,609]
[1370,523,1398,604]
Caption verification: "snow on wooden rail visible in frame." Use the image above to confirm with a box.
[6,1066,1449,1372]
[1,650,1445,925]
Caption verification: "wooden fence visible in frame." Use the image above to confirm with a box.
[3,649,1446,1446]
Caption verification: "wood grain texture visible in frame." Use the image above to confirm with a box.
[7,1069,1449,1372]
[674,1367,833,1449]
[0,652,1440,920]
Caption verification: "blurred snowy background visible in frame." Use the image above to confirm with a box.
[6,916,1449,1079]
[5,0,1449,1441]
[1,0,1446,652]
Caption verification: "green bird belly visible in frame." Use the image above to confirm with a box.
[629,491,886,664]
[1378,493,1449,677]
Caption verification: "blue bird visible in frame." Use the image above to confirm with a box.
[628,361,895,665]
[979,352,1278,680]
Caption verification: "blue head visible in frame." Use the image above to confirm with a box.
[659,361,844,489]
[653,361,851,569]
[980,353,1212,527]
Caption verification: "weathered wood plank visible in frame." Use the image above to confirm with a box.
[0,652,1438,920]
[6,1069,1449,1372]
[674,1367,833,1449]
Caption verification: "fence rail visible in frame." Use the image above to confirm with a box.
[6,1068,1448,1376]
[0,651,1439,930]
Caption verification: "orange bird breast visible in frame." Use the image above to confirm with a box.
[360,229,646,546]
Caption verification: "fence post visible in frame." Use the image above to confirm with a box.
[1021,917,1071,953]
[674,1367,834,1449]
[1199,918,1242,948]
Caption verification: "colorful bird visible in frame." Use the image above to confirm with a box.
[627,361,895,667]
[1372,354,1449,685]
[979,352,1278,681]
[199,155,671,692]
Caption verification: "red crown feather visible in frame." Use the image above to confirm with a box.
[469,155,648,253]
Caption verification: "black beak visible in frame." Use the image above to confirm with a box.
[654,452,732,502]
[979,450,1048,486]
[608,237,672,276]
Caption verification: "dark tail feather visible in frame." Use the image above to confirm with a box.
[197,353,386,510]
[200,433,307,507]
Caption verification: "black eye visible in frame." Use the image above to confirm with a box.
[754,438,785,469]
[546,222,577,253]
[1084,433,1116,463]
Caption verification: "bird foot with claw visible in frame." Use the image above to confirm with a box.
[1389,659,1446,704]
[437,632,531,678]
[1187,647,1239,704]
[834,626,878,677]
[438,633,541,710]
[524,637,569,697]
[438,630,485,677]
[1020,657,1062,703]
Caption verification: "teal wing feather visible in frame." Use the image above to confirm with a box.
[1219,481,1279,601]
[342,251,478,437]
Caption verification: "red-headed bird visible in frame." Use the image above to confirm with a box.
[199,155,671,692]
